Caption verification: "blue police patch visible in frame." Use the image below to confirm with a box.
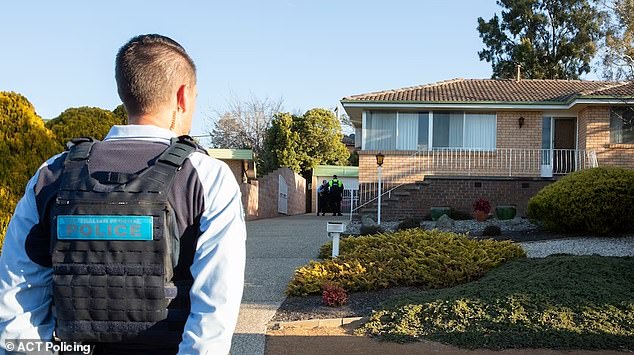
[57,215,154,240]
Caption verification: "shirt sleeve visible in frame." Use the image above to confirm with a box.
[0,163,56,353]
[178,155,246,355]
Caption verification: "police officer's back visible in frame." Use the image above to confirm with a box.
[0,34,246,355]
[328,175,344,216]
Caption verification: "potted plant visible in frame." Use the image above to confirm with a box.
[495,204,517,220]
[473,197,491,222]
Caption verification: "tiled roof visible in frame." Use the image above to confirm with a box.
[342,78,634,104]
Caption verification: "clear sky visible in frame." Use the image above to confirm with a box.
[1,0,556,138]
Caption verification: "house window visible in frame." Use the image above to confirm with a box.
[610,107,634,144]
[433,112,463,148]
[433,112,496,150]
[364,111,495,150]
[366,112,396,150]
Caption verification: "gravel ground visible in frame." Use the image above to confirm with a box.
[520,236,634,258]
[345,217,540,236]
[274,219,634,323]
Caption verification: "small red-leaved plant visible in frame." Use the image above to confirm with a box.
[321,282,348,307]
[473,197,492,213]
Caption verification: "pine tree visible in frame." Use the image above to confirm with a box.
[477,0,603,79]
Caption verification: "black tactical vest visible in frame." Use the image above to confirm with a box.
[50,136,200,344]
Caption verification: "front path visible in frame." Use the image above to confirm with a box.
[230,213,348,355]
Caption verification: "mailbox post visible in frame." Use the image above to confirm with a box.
[326,222,346,258]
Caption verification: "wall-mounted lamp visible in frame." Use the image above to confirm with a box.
[375,152,385,167]
[518,116,525,129]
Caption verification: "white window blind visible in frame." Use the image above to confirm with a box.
[366,112,396,150]
[464,113,496,150]
[396,113,419,150]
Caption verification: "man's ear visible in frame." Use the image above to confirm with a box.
[176,84,188,113]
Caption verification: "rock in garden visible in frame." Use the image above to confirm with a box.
[361,214,378,227]
[436,214,455,230]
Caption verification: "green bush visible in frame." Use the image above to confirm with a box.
[0,92,63,248]
[527,167,634,234]
[288,229,525,296]
[46,106,125,145]
[448,209,472,220]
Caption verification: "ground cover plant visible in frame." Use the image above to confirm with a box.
[286,229,525,296]
[359,255,634,350]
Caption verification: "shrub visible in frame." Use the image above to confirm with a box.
[527,167,634,234]
[46,106,125,145]
[359,225,384,236]
[0,92,63,248]
[288,229,525,296]
[396,218,421,231]
[473,198,491,213]
[482,225,501,237]
[321,282,348,307]
[448,209,472,220]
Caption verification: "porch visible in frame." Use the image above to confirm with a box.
[354,148,598,213]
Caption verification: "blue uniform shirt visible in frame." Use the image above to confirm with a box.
[0,125,247,355]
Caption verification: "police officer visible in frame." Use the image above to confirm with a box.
[0,34,246,355]
[328,175,344,216]
[317,179,329,216]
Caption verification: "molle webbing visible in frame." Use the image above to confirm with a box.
[51,136,197,344]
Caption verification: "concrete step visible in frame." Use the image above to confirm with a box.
[392,191,411,196]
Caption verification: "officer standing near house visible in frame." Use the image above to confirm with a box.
[317,179,329,216]
[328,174,344,216]
[0,34,246,355]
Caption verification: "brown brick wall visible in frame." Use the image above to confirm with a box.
[579,106,634,169]
[223,160,244,184]
[360,177,554,221]
[496,111,542,150]
[240,167,306,220]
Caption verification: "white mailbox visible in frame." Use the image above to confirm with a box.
[327,222,346,258]
[327,222,345,233]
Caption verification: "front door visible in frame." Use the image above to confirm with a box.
[553,119,576,174]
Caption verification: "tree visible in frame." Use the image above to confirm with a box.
[46,106,126,145]
[261,108,350,176]
[477,0,603,79]
[261,113,300,174]
[112,104,128,123]
[293,108,350,173]
[600,0,634,80]
[209,113,251,149]
[207,95,283,153]
[0,92,62,245]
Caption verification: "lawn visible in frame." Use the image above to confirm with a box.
[359,255,634,350]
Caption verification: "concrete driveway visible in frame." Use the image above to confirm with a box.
[230,213,348,355]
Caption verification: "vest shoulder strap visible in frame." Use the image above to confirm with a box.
[124,135,200,193]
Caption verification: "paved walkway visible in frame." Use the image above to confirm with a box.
[230,213,349,355]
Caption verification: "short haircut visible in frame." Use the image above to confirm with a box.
[115,34,196,116]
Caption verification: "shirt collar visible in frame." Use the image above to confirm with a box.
[104,125,177,144]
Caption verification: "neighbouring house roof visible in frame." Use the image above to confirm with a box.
[207,149,253,161]
[313,165,359,178]
[341,78,634,104]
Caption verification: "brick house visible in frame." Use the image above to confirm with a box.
[340,78,634,220]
